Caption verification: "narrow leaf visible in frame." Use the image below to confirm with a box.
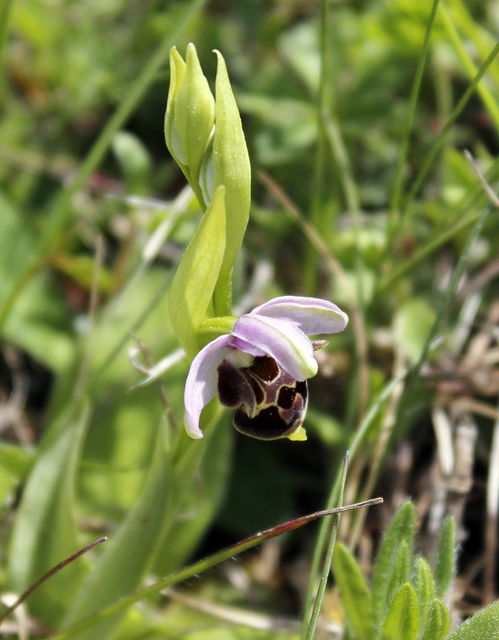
[446,601,499,640]
[386,540,412,608]
[415,557,436,639]
[332,542,376,640]
[434,517,455,599]
[52,499,383,640]
[168,185,226,358]
[372,502,416,627]
[8,400,91,627]
[61,418,174,639]
[381,583,419,640]
[422,599,450,640]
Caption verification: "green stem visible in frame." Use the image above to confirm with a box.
[53,499,382,640]
[400,201,494,410]
[300,368,409,636]
[400,37,499,220]
[304,0,331,295]
[378,155,499,292]
[440,3,499,132]
[304,453,349,640]
[385,0,440,255]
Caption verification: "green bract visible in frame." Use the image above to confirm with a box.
[212,50,251,315]
[168,185,227,359]
[165,44,251,330]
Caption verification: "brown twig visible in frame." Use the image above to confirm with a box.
[0,538,107,625]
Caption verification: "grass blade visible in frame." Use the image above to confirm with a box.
[303,453,350,640]
[52,498,383,640]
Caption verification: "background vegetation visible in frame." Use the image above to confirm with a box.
[1,0,499,638]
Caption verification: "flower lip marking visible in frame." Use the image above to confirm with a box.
[219,355,309,440]
[184,295,348,440]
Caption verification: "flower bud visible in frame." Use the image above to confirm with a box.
[165,44,215,196]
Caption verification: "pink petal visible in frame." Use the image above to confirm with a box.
[231,314,317,381]
[251,295,348,335]
[184,335,233,438]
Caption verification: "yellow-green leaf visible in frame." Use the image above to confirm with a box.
[332,542,376,640]
[381,583,419,640]
[169,185,226,358]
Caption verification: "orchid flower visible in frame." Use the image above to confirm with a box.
[185,296,348,441]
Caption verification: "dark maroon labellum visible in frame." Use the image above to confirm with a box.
[217,355,308,440]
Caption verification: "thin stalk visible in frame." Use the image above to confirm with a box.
[304,453,349,640]
[322,109,363,308]
[53,499,383,640]
[396,37,499,232]
[440,3,499,132]
[399,170,495,416]
[378,209,479,292]
[386,0,440,254]
[304,0,332,295]
[0,538,107,624]
[0,0,207,332]
[300,367,409,634]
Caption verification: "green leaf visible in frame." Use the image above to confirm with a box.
[332,542,376,640]
[372,502,416,627]
[112,130,151,196]
[415,557,436,639]
[381,583,419,640]
[168,185,226,358]
[61,417,175,639]
[386,540,412,607]
[165,46,187,167]
[62,401,223,639]
[212,50,251,316]
[422,599,450,640]
[446,601,499,640]
[0,442,34,478]
[8,400,91,627]
[152,411,233,576]
[394,299,436,364]
[434,517,455,599]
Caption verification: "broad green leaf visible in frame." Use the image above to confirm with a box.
[372,502,416,627]
[62,401,222,639]
[386,540,412,607]
[434,517,455,599]
[381,583,419,640]
[61,417,175,639]
[415,557,436,639]
[212,51,251,315]
[447,601,499,640]
[422,599,450,640]
[9,400,91,627]
[168,185,226,358]
[332,542,376,640]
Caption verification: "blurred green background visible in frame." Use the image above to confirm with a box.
[1,0,499,637]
